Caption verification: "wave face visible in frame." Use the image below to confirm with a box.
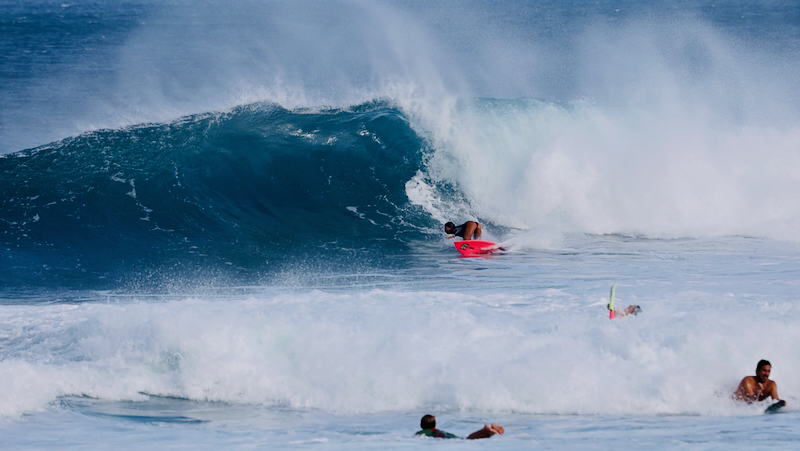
[0,102,435,287]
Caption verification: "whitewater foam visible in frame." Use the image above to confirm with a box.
[2,272,798,419]
[411,96,800,242]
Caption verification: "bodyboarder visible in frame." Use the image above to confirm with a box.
[733,359,783,405]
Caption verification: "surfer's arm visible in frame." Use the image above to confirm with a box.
[446,235,456,239]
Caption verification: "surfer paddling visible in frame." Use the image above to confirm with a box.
[733,360,784,405]
[415,415,504,440]
[444,221,482,240]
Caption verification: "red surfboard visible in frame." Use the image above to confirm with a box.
[454,240,500,256]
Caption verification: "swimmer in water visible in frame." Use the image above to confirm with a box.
[617,304,642,317]
[608,304,642,317]
[733,359,784,404]
[415,415,504,440]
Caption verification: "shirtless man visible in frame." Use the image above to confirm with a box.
[444,221,482,240]
[733,360,783,404]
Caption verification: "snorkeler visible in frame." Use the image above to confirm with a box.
[415,414,504,440]
[733,360,783,404]
[444,221,482,240]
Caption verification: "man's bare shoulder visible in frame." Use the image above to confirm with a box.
[738,376,756,386]
[733,376,757,402]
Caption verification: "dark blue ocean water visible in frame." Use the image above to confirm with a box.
[1,101,438,289]
[2,1,800,449]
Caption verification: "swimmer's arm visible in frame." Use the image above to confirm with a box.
[446,235,456,239]
[466,424,504,440]
[768,382,782,402]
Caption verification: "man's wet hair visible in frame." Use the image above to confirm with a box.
[420,414,436,430]
[444,222,455,230]
[757,359,771,371]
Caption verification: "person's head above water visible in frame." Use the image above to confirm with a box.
[444,222,455,234]
[756,359,772,381]
[420,414,436,430]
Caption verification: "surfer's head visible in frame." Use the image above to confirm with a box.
[444,222,455,233]
[628,305,641,315]
[756,360,771,381]
[420,414,436,430]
